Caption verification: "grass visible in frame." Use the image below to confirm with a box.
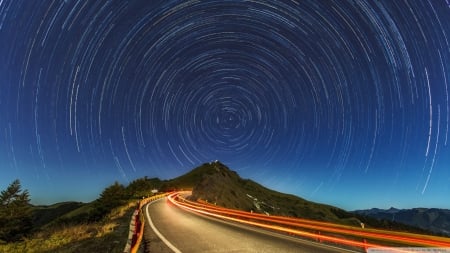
[32,202,87,229]
[0,201,137,253]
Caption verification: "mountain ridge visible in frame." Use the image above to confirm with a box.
[353,207,450,236]
[176,161,436,235]
[30,161,446,237]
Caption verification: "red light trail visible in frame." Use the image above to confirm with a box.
[167,192,450,252]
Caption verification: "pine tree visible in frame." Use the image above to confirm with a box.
[0,179,33,242]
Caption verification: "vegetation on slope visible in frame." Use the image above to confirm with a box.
[32,202,86,229]
[188,161,436,235]
[1,161,440,252]
[188,162,360,225]
[0,201,136,253]
[0,178,158,252]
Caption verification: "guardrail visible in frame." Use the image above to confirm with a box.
[168,192,450,252]
[123,193,169,253]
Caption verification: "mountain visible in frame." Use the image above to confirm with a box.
[120,161,435,235]
[172,161,430,235]
[29,162,441,236]
[353,208,450,236]
[188,161,359,225]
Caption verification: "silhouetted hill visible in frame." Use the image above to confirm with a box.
[353,208,450,236]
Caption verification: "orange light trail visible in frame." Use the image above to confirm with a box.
[168,192,450,251]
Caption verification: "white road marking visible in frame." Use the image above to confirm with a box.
[145,199,183,253]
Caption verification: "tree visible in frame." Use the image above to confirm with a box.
[0,179,33,242]
[126,176,161,198]
[98,181,128,209]
[89,181,129,221]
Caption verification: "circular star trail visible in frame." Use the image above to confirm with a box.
[0,0,449,209]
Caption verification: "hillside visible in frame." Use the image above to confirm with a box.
[1,201,136,253]
[32,202,86,228]
[178,161,435,235]
[157,163,219,191]
[25,161,441,240]
[189,161,355,224]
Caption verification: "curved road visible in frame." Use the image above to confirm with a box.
[142,197,360,253]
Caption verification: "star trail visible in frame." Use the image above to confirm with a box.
[0,0,449,210]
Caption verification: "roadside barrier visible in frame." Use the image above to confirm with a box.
[169,192,450,252]
[123,193,169,253]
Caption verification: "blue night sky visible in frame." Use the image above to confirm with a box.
[0,0,449,211]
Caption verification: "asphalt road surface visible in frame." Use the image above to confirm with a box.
[142,197,360,253]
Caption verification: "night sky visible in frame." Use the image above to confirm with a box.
[1,0,449,210]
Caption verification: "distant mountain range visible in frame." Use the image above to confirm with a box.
[353,207,450,236]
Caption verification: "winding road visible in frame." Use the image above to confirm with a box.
[142,197,360,253]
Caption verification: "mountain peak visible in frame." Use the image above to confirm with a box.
[387,207,400,213]
[187,163,363,226]
[160,162,442,235]
[158,161,236,191]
